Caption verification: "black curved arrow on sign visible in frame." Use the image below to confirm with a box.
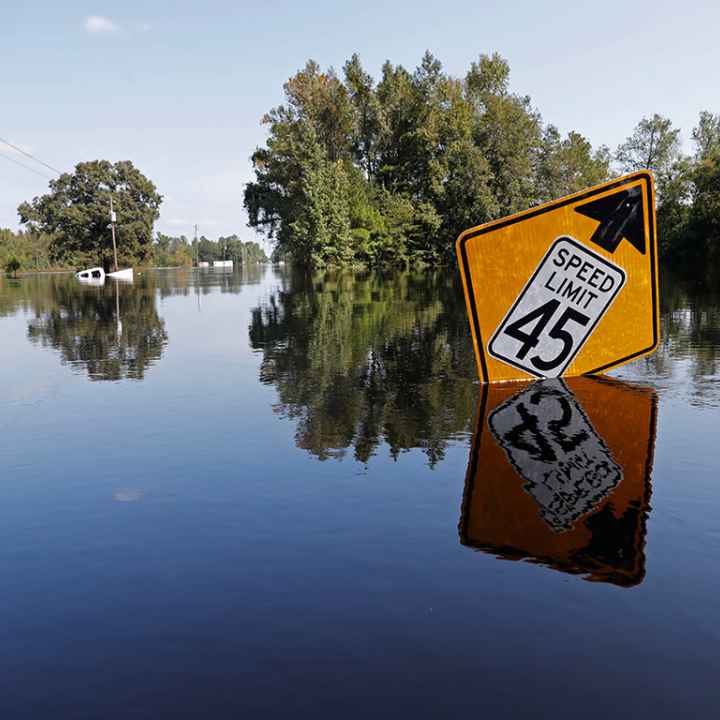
[574,185,645,255]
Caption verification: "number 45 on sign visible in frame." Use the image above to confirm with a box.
[456,172,659,383]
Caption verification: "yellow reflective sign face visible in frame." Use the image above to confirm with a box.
[456,172,659,383]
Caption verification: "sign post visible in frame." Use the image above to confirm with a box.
[456,172,659,383]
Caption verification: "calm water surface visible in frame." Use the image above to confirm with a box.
[0,267,718,718]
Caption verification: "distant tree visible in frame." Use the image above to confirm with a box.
[692,111,720,161]
[154,233,192,267]
[686,112,720,265]
[656,157,694,261]
[465,52,510,100]
[5,256,21,277]
[0,228,54,271]
[615,114,681,201]
[647,110,720,264]
[616,114,681,172]
[537,127,610,203]
[219,236,268,264]
[196,235,220,262]
[466,53,544,215]
[685,153,720,266]
[18,160,162,268]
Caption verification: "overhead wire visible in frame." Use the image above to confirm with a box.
[0,150,55,180]
[0,137,62,176]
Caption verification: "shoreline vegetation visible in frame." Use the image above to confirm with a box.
[244,52,720,271]
[1,223,268,276]
[3,159,268,275]
[3,52,719,275]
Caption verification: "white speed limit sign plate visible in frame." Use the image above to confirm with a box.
[488,237,625,378]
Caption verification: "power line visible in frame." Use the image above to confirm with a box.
[0,137,62,175]
[0,150,54,180]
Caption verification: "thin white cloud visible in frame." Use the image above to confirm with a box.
[137,22,152,33]
[84,16,118,34]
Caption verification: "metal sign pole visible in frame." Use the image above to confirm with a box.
[110,196,119,272]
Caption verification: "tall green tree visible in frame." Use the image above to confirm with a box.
[466,53,543,214]
[537,127,610,203]
[655,156,694,261]
[638,110,720,265]
[692,111,720,161]
[685,152,720,266]
[343,53,383,177]
[245,52,632,268]
[18,160,162,268]
[289,142,354,265]
[615,114,681,199]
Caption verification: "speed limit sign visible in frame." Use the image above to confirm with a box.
[456,172,659,383]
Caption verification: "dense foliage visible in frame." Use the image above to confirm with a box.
[613,111,720,271]
[246,52,720,270]
[18,160,163,269]
[0,227,55,274]
[244,52,611,267]
[0,226,267,274]
[154,233,268,267]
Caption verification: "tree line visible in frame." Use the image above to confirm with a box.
[1,158,267,273]
[3,159,267,274]
[1,222,268,275]
[244,51,720,270]
[5,53,718,275]
[154,233,268,267]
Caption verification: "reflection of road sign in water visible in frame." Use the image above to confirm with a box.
[456,172,659,383]
[459,377,657,587]
[488,381,623,532]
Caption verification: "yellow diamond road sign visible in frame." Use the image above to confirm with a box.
[456,171,659,383]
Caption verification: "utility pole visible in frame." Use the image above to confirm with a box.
[109,196,119,272]
[194,224,199,267]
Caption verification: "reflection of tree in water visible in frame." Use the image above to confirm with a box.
[0,266,266,382]
[154,264,266,300]
[0,274,68,319]
[630,273,720,403]
[249,270,477,465]
[26,277,167,381]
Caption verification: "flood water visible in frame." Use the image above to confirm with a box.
[0,266,718,718]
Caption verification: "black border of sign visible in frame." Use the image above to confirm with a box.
[457,172,658,382]
[486,237,626,378]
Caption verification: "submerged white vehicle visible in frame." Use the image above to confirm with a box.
[76,267,106,284]
[108,268,134,281]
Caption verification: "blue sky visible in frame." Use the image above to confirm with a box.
[2,0,719,241]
